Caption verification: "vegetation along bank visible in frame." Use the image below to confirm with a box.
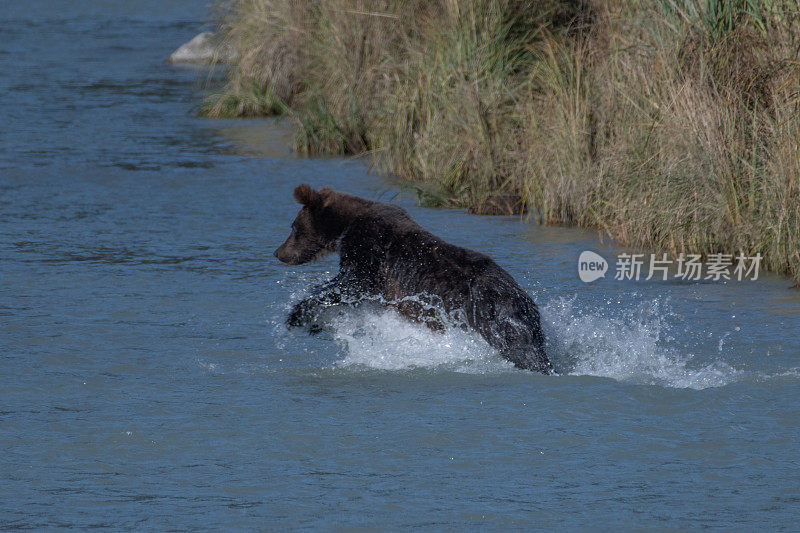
[202,0,800,283]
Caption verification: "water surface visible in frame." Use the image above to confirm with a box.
[2,1,800,529]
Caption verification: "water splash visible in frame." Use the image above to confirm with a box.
[279,277,747,388]
[329,305,507,373]
[543,296,741,389]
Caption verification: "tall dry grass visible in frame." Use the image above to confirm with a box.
[203,0,800,283]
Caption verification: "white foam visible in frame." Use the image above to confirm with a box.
[330,306,508,373]
[543,296,741,389]
[279,277,746,388]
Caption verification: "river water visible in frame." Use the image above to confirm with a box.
[2,1,800,529]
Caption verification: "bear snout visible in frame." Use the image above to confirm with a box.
[274,244,304,265]
[274,244,292,264]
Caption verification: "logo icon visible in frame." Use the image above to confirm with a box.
[578,251,608,283]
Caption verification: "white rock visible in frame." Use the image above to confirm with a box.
[168,31,233,64]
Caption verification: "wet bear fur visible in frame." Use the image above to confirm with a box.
[274,184,551,374]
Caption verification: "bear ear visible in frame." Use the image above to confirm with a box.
[294,184,322,207]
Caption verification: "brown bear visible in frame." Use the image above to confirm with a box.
[274,184,551,374]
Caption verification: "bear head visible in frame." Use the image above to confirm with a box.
[274,184,358,265]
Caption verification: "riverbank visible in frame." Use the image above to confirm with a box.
[202,0,800,284]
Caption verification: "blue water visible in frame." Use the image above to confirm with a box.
[2,1,800,529]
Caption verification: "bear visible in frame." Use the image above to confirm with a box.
[274,184,552,374]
